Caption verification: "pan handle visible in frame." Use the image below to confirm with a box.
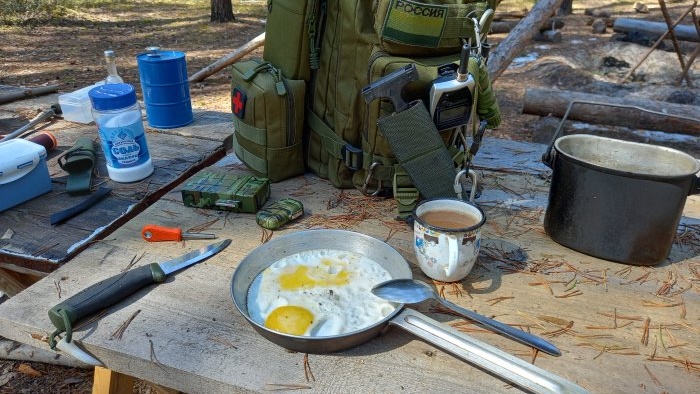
[389,309,588,394]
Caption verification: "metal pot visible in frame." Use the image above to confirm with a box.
[543,133,700,266]
[231,230,586,393]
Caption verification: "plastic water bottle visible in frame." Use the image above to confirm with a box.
[104,50,124,84]
[88,83,154,183]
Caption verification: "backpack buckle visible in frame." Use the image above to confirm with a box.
[341,144,363,171]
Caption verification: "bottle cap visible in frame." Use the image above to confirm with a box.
[88,83,137,111]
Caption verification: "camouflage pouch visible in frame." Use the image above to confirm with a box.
[181,170,270,213]
[231,59,306,183]
[256,198,304,230]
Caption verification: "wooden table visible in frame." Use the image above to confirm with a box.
[0,95,232,294]
[0,137,698,393]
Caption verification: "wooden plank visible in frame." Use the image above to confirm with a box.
[92,366,135,394]
[0,137,697,393]
[0,268,27,296]
[0,97,232,274]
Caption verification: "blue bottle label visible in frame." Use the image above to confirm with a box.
[99,116,150,169]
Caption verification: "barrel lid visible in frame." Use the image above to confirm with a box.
[88,83,137,111]
[136,46,185,62]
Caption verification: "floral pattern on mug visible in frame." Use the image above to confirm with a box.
[415,236,438,268]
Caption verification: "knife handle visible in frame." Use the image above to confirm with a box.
[48,263,166,336]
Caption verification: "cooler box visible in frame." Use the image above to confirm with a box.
[0,139,52,212]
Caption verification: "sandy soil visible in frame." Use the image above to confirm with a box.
[0,0,698,392]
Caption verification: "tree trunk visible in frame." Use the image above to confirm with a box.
[558,0,573,15]
[487,0,565,82]
[211,0,235,23]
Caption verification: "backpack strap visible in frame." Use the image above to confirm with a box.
[306,110,363,171]
[376,100,457,199]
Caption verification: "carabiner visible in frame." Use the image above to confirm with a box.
[361,162,383,196]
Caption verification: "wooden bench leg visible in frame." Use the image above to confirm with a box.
[92,366,135,394]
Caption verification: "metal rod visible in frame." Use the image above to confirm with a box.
[658,0,692,87]
[676,9,700,85]
[619,0,697,84]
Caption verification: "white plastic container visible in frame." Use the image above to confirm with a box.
[0,139,52,212]
[58,82,104,124]
[88,83,154,183]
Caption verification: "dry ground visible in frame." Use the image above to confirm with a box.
[1,0,699,392]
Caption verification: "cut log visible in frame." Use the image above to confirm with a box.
[613,18,699,42]
[0,84,59,105]
[188,32,265,83]
[488,0,566,82]
[490,19,564,34]
[522,88,700,136]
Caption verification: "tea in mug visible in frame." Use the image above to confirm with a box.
[419,209,479,229]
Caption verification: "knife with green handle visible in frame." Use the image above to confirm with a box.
[48,239,232,349]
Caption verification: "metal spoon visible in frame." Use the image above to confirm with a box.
[372,279,562,357]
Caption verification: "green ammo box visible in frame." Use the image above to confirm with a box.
[181,171,270,213]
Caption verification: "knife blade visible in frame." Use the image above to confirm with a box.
[48,239,231,347]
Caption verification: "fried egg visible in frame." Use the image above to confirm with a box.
[246,249,396,337]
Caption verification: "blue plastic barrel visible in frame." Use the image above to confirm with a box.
[136,47,193,129]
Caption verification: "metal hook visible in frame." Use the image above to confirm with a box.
[361,162,383,196]
[454,169,479,202]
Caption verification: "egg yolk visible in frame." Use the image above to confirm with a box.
[265,306,314,335]
[278,259,350,290]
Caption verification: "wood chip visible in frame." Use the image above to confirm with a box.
[15,364,42,378]
[1,229,14,239]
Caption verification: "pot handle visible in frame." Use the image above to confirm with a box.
[692,174,700,195]
[541,100,700,169]
[389,309,587,394]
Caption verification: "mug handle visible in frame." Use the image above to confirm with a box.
[444,234,460,279]
[454,169,479,202]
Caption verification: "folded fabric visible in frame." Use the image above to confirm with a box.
[58,136,96,195]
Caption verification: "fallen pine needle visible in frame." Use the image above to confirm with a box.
[584,321,633,330]
[540,320,574,338]
[625,271,651,285]
[264,384,312,391]
[110,309,141,340]
[537,275,553,295]
[554,289,583,298]
[303,353,315,382]
[208,335,238,349]
[122,251,146,272]
[597,311,643,321]
[644,365,661,386]
[261,228,273,244]
[487,296,514,306]
[641,317,651,346]
[642,301,683,308]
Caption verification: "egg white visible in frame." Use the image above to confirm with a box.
[246,249,396,337]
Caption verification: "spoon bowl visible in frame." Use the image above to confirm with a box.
[372,278,562,357]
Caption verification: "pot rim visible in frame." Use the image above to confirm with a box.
[553,134,700,179]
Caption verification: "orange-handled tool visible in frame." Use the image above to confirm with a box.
[141,224,217,242]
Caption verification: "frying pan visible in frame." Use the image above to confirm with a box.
[231,230,587,394]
